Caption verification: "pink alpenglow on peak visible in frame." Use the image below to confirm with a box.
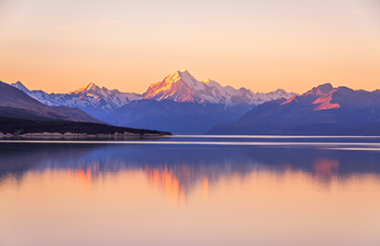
[305,84,341,111]
[312,89,341,111]
[70,82,99,95]
[142,70,296,105]
[281,83,340,111]
[280,95,297,105]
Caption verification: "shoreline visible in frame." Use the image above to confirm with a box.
[0,132,168,139]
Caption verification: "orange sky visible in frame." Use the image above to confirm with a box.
[1,0,379,94]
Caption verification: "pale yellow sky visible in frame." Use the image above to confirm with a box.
[0,0,379,94]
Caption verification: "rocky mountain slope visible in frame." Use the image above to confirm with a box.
[109,100,251,134]
[208,83,380,135]
[0,81,103,123]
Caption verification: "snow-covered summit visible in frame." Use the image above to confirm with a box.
[70,82,142,109]
[70,82,99,95]
[142,69,296,105]
[10,81,142,113]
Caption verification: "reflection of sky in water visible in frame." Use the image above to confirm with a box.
[0,139,380,245]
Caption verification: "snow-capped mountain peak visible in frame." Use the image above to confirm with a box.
[142,70,204,102]
[70,82,100,95]
[142,69,296,105]
[10,81,142,115]
[67,82,142,108]
[176,69,206,91]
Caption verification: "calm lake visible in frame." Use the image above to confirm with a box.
[1,136,380,246]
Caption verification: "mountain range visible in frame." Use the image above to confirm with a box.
[208,83,380,135]
[10,70,296,133]
[4,70,380,135]
[0,81,102,123]
[11,81,142,119]
[0,81,170,136]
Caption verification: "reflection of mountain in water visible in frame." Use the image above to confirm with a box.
[1,143,380,202]
[145,166,188,206]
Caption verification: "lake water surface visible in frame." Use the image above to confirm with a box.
[1,136,380,246]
